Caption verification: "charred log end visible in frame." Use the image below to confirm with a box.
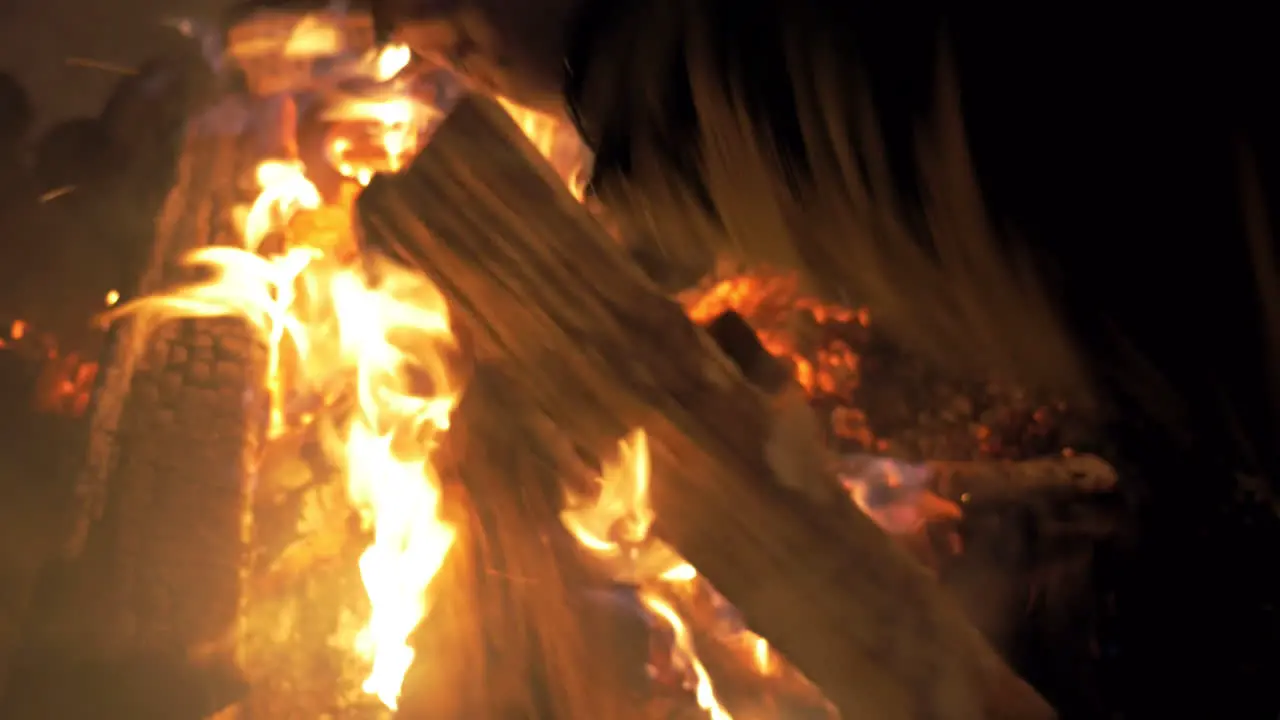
[5,317,267,716]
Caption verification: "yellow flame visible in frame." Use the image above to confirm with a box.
[375,43,412,81]
[560,430,733,719]
[108,244,458,709]
[244,160,322,252]
[751,635,773,676]
[497,97,560,164]
[642,594,733,720]
[331,262,458,708]
[105,289,120,307]
[281,14,343,58]
[108,76,468,706]
[496,97,590,201]
[325,95,438,184]
[560,429,653,549]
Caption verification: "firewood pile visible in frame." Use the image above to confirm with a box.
[0,6,1124,719]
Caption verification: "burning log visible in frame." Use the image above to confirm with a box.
[1,317,267,718]
[403,365,646,718]
[2,93,270,715]
[357,95,1053,720]
[72,95,253,558]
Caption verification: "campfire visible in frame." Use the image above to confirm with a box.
[9,7,1118,719]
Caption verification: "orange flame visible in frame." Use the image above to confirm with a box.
[497,97,590,201]
[108,246,459,709]
[108,45,463,707]
[243,161,322,252]
[105,50,831,713]
[561,430,734,718]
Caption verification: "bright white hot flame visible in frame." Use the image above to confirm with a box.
[375,42,412,81]
[109,244,459,711]
[243,160,322,252]
[643,594,733,720]
[324,256,458,709]
[325,96,439,181]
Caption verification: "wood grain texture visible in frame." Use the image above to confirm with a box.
[401,365,645,720]
[357,94,1053,720]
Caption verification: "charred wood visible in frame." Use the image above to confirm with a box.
[4,87,269,716]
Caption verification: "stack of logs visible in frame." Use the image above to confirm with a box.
[0,48,1113,718]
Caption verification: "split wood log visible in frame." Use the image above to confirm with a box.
[2,93,266,717]
[356,94,1053,720]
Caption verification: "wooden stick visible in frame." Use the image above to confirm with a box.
[356,94,1053,720]
[929,454,1118,503]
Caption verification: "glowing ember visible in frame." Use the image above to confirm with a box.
[683,272,869,398]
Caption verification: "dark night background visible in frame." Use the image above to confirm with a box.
[2,1,1279,719]
[575,3,1280,713]
[817,8,1280,718]
[0,0,221,125]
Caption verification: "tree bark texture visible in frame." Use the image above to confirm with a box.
[3,94,269,718]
